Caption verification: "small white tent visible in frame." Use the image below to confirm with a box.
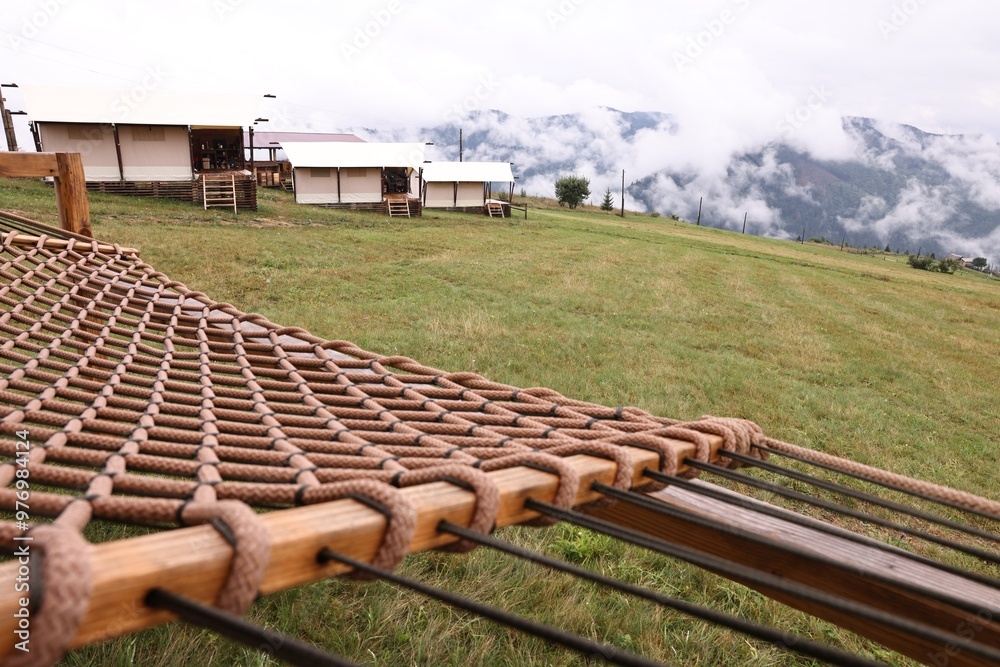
[421,162,515,209]
[281,142,427,205]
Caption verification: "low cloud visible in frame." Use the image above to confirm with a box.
[354,104,1000,263]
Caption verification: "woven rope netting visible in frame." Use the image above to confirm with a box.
[0,232,778,663]
[2,231,998,666]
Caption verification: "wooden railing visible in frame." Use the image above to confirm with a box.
[0,151,92,237]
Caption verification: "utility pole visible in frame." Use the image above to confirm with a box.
[741,211,747,234]
[459,129,463,162]
[620,169,625,218]
[696,196,702,226]
[0,83,19,152]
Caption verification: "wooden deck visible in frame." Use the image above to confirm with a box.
[311,193,421,217]
[86,171,257,211]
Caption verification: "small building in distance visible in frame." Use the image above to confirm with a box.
[280,141,427,216]
[420,161,515,217]
[19,85,262,210]
[244,131,365,189]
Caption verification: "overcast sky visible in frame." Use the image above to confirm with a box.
[2,0,999,146]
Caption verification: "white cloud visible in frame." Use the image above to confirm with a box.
[4,0,1000,260]
[3,0,1000,138]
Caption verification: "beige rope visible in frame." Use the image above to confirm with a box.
[396,466,499,552]
[180,501,271,614]
[300,480,417,572]
[3,524,92,667]
[759,436,1000,520]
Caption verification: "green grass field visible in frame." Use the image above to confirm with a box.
[2,179,998,666]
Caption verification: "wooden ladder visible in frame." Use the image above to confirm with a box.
[203,176,238,213]
[487,201,505,218]
[387,199,411,218]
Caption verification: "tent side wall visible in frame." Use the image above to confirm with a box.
[424,182,455,208]
[424,181,487,209]
[118,125,193,181]
[340,167,382,203]
[456,182,486,207]
[293,167,338,204]
[37,122,120,181]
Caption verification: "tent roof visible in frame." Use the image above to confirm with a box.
[244,131,366,146]
[19,85,261,127]
[421,161,515,183]
[281,142,427,169]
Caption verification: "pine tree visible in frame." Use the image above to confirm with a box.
[600,187,615,212]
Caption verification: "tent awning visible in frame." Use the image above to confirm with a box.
[280,142,427,169]
[20,85,261,127]
[245,131,365,146]
[421,161,515,183]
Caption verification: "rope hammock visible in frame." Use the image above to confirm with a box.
[0,225,997,666]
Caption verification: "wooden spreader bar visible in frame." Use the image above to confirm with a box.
[0,441,710,658]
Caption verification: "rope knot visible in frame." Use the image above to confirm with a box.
[179,500,270,615]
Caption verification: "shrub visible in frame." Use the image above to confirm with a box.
[936,258,961,274]
[554,175,591,209]
[907,255,960,274]
[907,255,936,270]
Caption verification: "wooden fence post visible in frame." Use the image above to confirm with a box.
[53,152,92,237]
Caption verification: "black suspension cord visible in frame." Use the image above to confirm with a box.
[755,443,1000,523]
[437,521,884,667]
[686,457,1000,567]
[145,588,359,667]
[642,467,1000,590]
[526,498,1000,664]
[722,449,1000,546]
[317,548,669,667]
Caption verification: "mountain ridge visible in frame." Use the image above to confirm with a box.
[351,108,1000,262]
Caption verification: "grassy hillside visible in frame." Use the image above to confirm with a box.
[2,179,998,666]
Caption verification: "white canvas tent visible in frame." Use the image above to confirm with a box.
[421,162,515,209]
[281,142,427,205]
[20,85,260,182]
